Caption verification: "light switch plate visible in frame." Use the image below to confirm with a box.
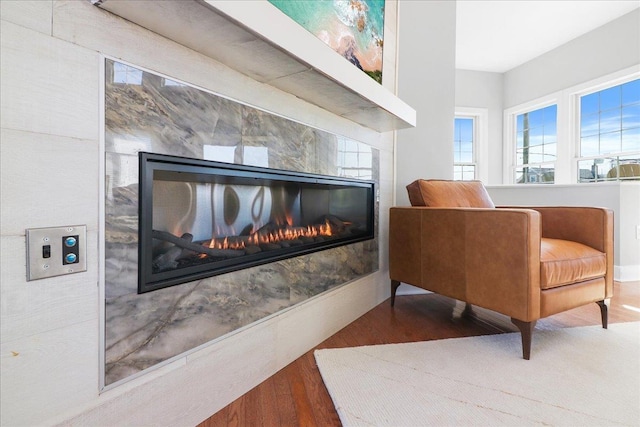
[26,225,87,281]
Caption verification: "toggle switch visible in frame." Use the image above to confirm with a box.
[26,225,87,281]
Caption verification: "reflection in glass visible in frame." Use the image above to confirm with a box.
[337,137,373,179]
[113,62,143,85]
[203,145,236,163]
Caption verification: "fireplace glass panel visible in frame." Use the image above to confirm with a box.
[139,153,374,293]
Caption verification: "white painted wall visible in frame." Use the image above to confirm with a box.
[0,1,402,425]
[455,69,503,185]
[503,8,640,109]
[395,0,457,206]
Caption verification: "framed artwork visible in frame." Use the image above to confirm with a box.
[269,0,385,84]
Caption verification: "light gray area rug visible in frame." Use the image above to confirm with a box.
[314,322,640,426]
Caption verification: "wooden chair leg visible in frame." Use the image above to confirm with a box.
[596,299,610,329]
[390,280,401,307]
[511,318,537,360]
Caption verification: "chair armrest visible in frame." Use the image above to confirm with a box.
[507,206,614,298]
[501,206,613,253]
[389,207,542,321]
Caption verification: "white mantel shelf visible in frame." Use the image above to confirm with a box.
[93,0,416,132]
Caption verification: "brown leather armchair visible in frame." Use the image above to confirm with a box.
[389,179,613,359]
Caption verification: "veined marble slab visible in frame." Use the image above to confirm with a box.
[104,59,379,385]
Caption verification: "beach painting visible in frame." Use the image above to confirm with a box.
[269,0,385,84]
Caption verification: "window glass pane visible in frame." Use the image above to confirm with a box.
[581,113,599,137]
[600,131,621,154]
[528,145,544,164]
[544,143,557,162]
[539,166,555,183]
[622,127,640,152]
[581,135,599,156]
[544,105,557,126]
[599,108,621,134]
[459,150,473,163]
[528,126,544,146]
[600,158,619,181]
[515,104,557,174]
[544,121,557,143]
[600,85,621,111]
[453,166,463,181]
[527,109,544,128]
[462,165,476,180]
[515,166,554,184]
[578,159,597,182]
[579,80,640,178]
[622,104,640,130]
[454,117,475,180]
[616,157,640,180]
[578,158,617,182]
[581,92,599,115]
[460,140,473,153]
[516,114,524,132]
[459,119,473,142]
[622,79,640,106]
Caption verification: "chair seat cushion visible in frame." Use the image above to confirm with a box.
[540,238,606,289]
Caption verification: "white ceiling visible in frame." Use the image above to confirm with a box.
[455,0,639,73]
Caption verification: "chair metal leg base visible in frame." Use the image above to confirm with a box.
[596,299,610,329]
[390,280,401,307]
[511,318,537,360]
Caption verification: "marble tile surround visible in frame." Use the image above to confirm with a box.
[104,60,379,386]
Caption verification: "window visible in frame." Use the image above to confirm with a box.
[577,79,640,182]
[453,117,476,180]
[514,104,557,184]
[503,67,639,184]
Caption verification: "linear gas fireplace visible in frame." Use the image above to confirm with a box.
[138,153,375,293]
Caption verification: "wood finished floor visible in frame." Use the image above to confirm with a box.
[198,281,640,426]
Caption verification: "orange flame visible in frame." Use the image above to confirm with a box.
[205,220,334,250]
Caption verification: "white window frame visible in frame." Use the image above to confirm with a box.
[503,65,640,185]
[571,70,640,183]
[455,107,489,183]
[503,96,563,184]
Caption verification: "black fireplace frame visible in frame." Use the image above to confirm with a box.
[138,152,375,293]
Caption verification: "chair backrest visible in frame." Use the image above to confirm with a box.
[406,179,495,208]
